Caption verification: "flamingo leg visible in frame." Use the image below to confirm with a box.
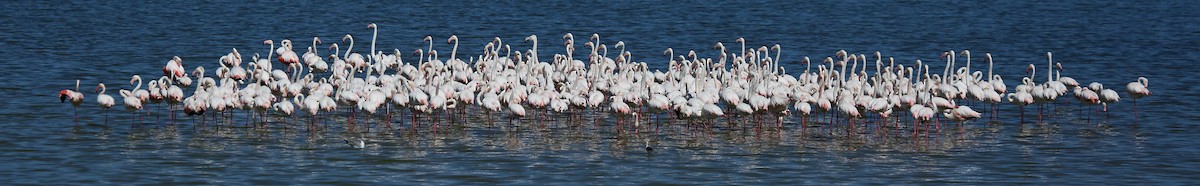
[1019,106,1024,124]
[1032,103,1041,124]
[801,115,807,134]
[1133,99,1139,125]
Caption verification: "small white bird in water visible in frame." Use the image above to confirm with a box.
[345,139,365,149]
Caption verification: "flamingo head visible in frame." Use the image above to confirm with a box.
[343,34,353,43]
[231,48,242,60]
[130,74,141,86]
[447,35,457,44]
[525,35,537,43]
[367,23,376,29]
[59,89,70,103]
[328,43,339,53]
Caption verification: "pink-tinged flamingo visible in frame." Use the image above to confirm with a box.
[59,79,85,126]
[278,40,301,69]
[1073,86,1100,124]
[163,56,185,79]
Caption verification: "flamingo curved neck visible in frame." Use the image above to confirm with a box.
[344,35,354,60]
[268,42,275,61]
[132,77,143,91]
[370,27,378,64]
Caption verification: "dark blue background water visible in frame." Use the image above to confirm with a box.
[2,0,1199,184]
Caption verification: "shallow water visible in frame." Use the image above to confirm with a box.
[3,0,1200,184]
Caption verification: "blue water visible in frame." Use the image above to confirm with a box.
[3,0,1199,184]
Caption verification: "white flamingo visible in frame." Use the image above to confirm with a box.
[120,86,143,127]
[1126,76,1151,123]
[96,83,115,126]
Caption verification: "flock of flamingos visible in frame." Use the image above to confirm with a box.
[57,23,1153,137]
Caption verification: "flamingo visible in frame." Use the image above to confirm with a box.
[1090,83,1120,122]
[120,88,143,127]
[274,96,295,128]
[162,77,184,125]
[163,56,185,79]
[1125,77,1151,124]
[278,40,301,68]
[343,34,366,73]
[96,83,115,126]
[982,53,1006,121]
[609,95,635,133]
[909,103,935,135]
[296,95,320,131]
[59,79,85,126]
[1055,63,1079,89]
[305,37,329,73]
[507,100,527,127]
[479,90,502,126]
[183,68,209,126]
[1073,86,1101,123]
[1043,52,1067,104]
[944,105,981,133]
